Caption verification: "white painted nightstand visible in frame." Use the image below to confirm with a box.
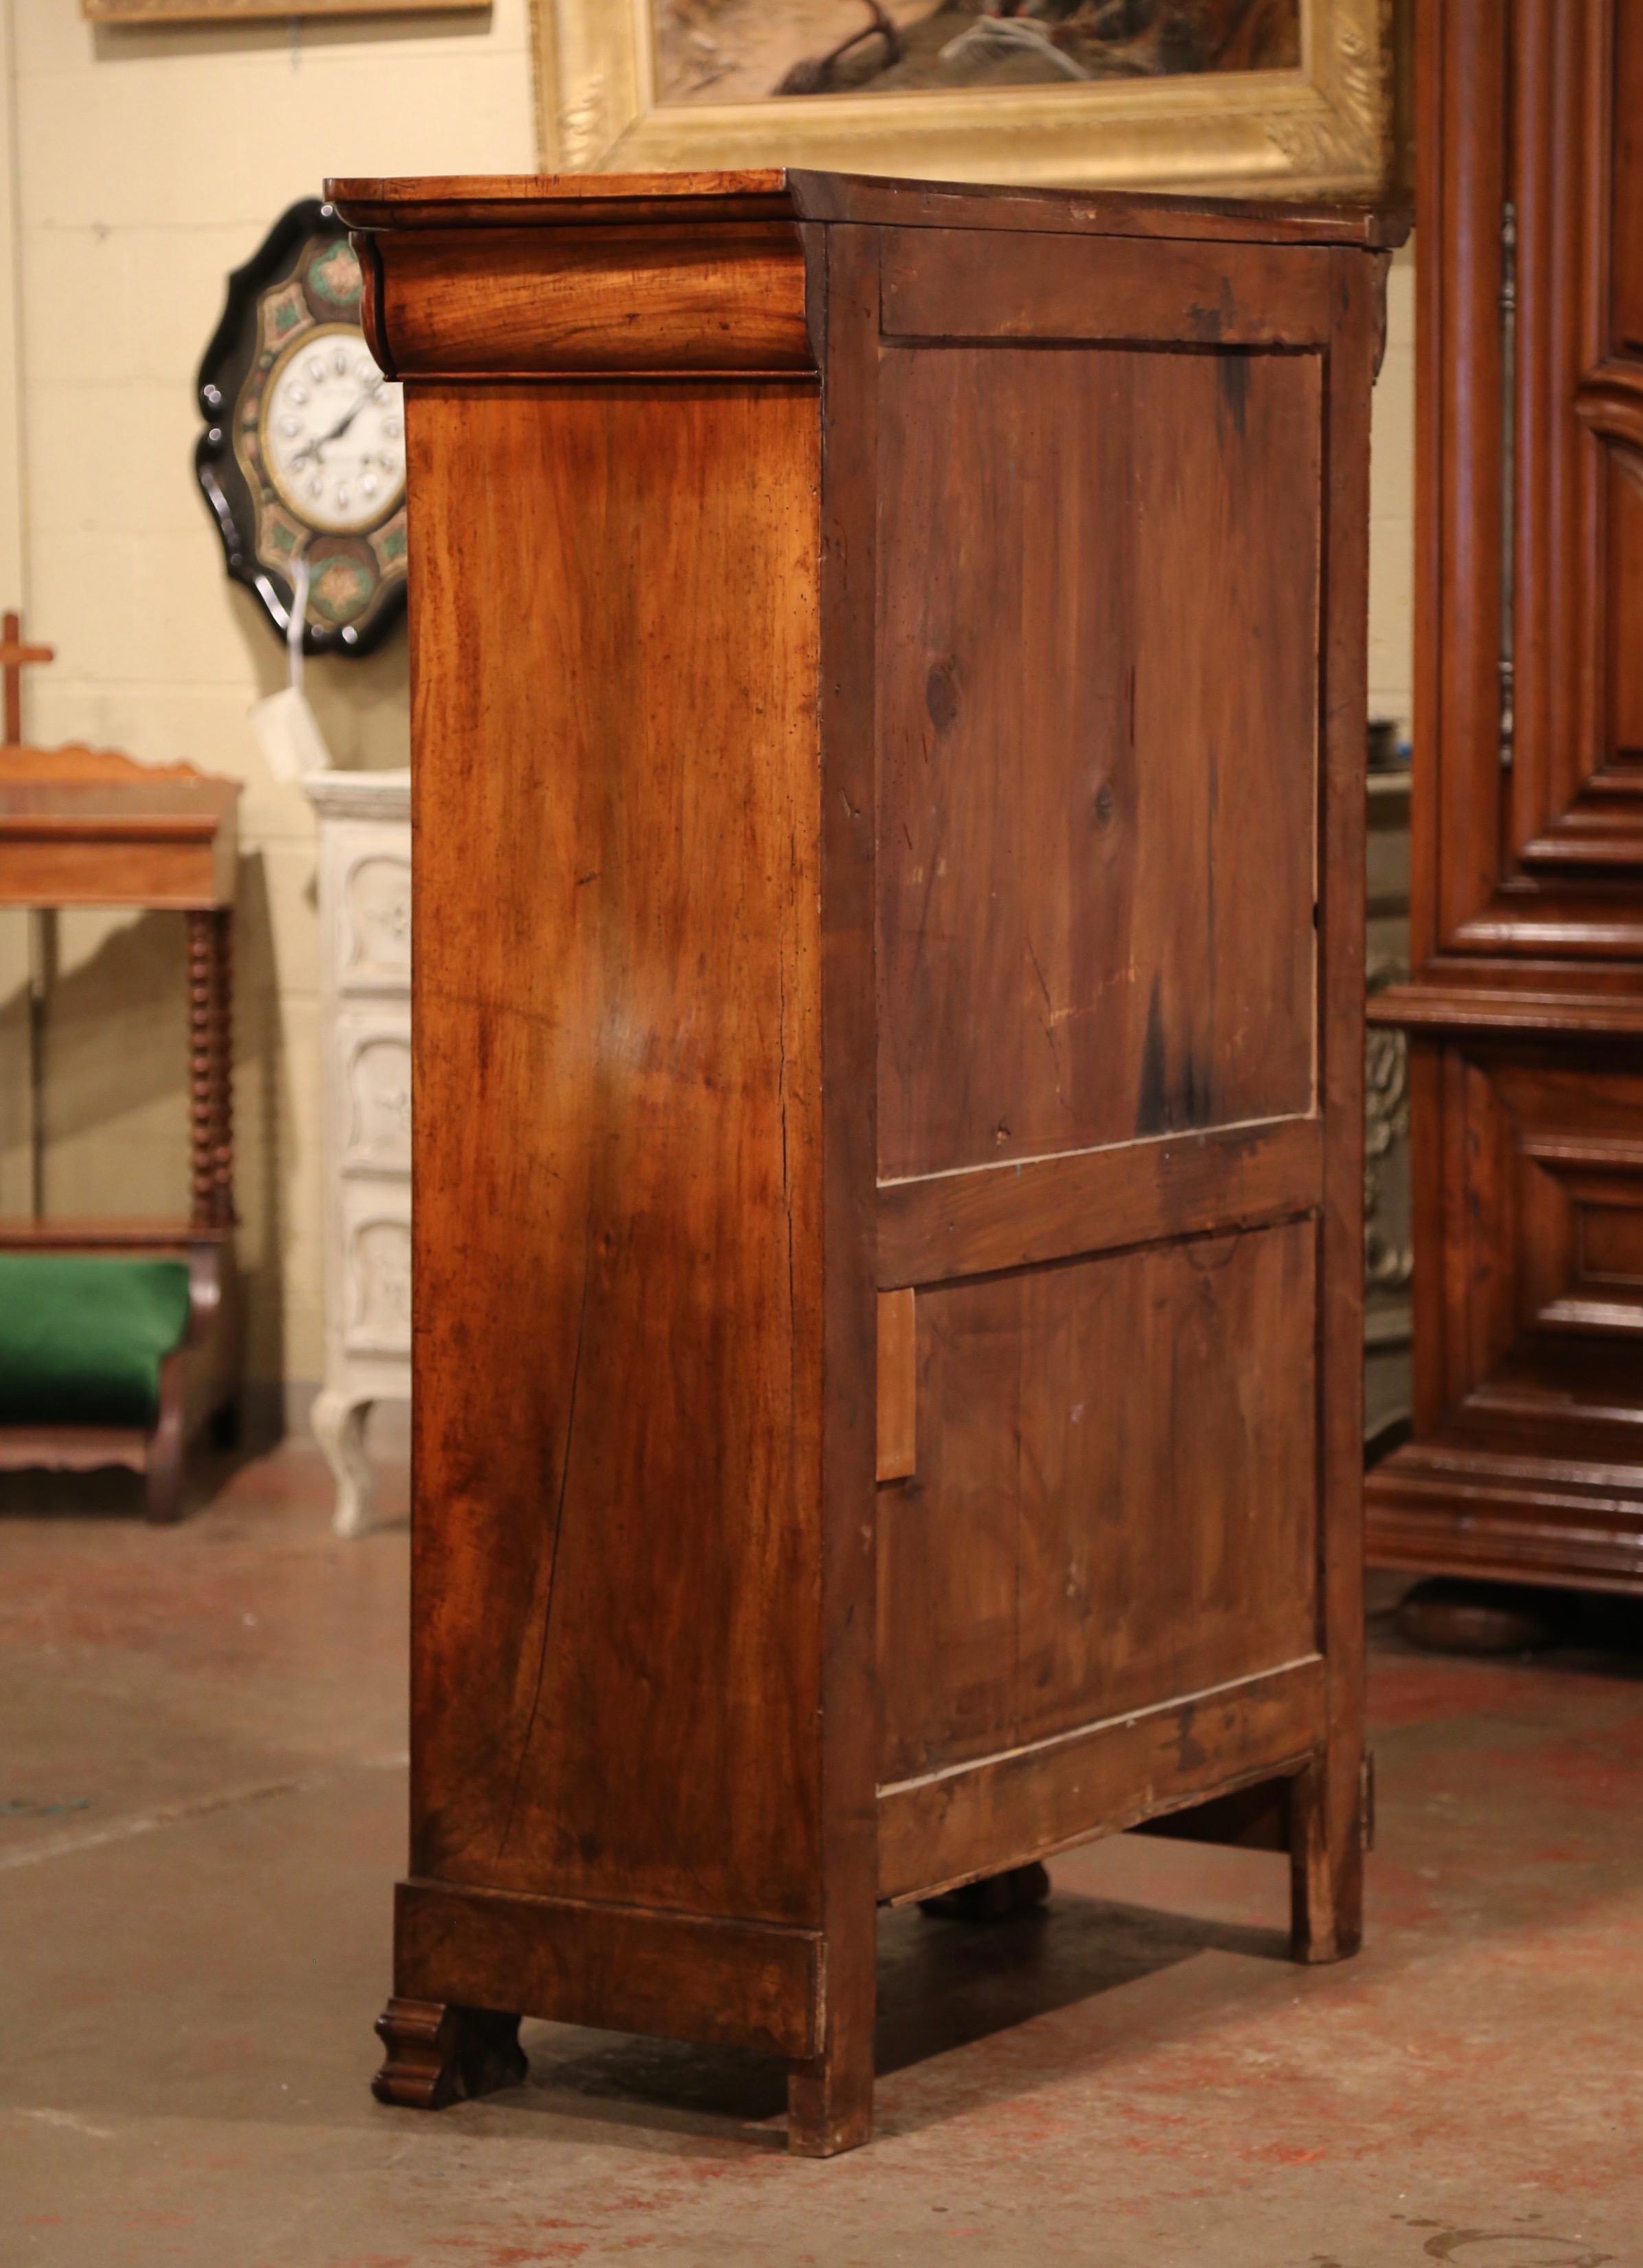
[303,769,410,1536]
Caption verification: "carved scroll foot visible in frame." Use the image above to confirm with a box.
[917,1861,1050,1923]
[372,1997,527,2109]
[312,1388,375,1538]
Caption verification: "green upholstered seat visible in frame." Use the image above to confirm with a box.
[0,1255,192,1427]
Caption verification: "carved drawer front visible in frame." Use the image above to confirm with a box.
[325,820,412,997]
[336,1010,411,1180]
[341,1179,412,1361]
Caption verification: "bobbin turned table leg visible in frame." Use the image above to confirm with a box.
[211,909,234,1229]
[185,908,235,1232]
[372,1998,527,2109]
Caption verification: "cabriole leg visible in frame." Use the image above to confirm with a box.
[312,1388,374,1538]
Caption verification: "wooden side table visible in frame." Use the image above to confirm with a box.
[0,702,241,1523]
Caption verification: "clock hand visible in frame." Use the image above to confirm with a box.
[323,378,382,448]
[289,378,383,467]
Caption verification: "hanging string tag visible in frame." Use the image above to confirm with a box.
[287,552,309,693]
[249,551,333,780]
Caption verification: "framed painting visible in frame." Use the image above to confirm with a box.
[532,0,1403,200]
[84,1,486,22]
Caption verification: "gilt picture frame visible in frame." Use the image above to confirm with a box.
[84,1,486,24]
[531,0,1404,201]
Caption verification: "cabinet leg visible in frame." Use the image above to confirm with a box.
[1289,1750,1364,1965]
[787,1903,875,2158]
[372,1997,527,2109]
[313,1389,374,1538]
[787,2033,874,2159]
[917,1861,1050,1923]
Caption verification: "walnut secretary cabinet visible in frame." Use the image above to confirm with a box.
[331,170,1401,2155]
[1367,0,1643,1599]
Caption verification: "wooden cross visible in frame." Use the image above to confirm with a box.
[1,610,54,745]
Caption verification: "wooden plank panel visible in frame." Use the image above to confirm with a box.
[409,380,825,1926]
[875,342,1320,1183]
[882,231,1333,347]
[877,1113,1321,1288]
[877,1657,1324,1903]
[876,1220,1319,1783]
[396,1879,820,2060]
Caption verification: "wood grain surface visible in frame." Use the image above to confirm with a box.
[877,1115,1322,1288]
[1368,0,1643,1597]
[375,225,812,379]
[330,171,1406,248]
[395,1879,822,2061]
[875,338,1320,1181]
[878,1657,1324,1903]
[409,379,825,1926]
[877,1221,1319,1785]
[357,168,1392,2150]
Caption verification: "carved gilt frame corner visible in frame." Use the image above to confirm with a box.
[530,0,1405,201]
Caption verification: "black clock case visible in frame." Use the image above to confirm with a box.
[194,197,406,660]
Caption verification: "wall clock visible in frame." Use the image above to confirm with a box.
[195,198,406,657]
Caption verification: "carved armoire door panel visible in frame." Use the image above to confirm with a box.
[1369,0,1643,1590]
[1432,0,1643,959]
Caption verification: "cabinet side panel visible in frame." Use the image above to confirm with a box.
[408,382,824,1926]
[875,343,1320,1182]
[877,1220,1318,1782]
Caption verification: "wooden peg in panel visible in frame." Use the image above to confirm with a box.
[876,1287,916,1484]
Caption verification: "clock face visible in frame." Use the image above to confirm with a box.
[261,325,406,535]
[196,200,409,656]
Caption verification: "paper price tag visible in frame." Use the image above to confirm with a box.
[249,684,332,779]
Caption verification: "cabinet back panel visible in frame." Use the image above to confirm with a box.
[875,343,1322,1183]
[408,382,826,1924]
[877,1219,1318,1783]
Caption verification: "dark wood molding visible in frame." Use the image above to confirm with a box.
[1368,0,1643,1597]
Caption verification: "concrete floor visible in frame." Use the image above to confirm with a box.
[3,1443,1641,2268]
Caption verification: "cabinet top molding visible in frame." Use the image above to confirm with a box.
[327,169,1410,251]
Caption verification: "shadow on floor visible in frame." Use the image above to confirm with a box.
[1369,1575,1643,1685]
[0,1448,253,1525]
[507,1889,1289,2147]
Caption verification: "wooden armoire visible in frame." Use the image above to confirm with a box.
[334,168,1399,2155]
[1368,0,1643,1593]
